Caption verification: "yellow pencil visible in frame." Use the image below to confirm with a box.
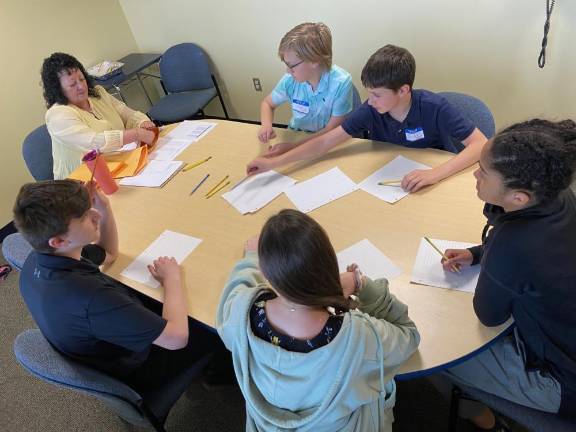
[183,156,212,172]
[424,237,461,274]
[205,180,230,199]
[204,175,229,197]
[378,179,402,186]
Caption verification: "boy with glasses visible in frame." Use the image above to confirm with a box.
[258,22,353,145]
[249,45,488,193]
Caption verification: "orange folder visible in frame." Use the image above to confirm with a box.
[68,146,149,181]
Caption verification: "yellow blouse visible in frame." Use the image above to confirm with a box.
[45,86,149,179]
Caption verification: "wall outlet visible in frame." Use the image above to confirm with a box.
[252,78,262,92]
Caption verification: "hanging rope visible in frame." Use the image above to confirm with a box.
[538,0,556,68]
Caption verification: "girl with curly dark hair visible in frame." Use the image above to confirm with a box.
[433,119,576,429]
[41,53,157,179]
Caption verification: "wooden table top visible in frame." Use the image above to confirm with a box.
[105,120,510,376]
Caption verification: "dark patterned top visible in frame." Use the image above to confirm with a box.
[249,292,343,353]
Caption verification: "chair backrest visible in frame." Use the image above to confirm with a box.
[437,92,496,139]
[1,233,33,271]
[351,84,362,111]
[460,384,575,432]
[160,43,214,93]
[22,125,54,181]
[13,329,154,428]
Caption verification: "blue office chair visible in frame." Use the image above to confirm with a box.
[449,385,575,432]
[2,125,54,270]
[14,329,211,432]
[351,84,362,111]
[148,43,229,124]
[1,233,33,271]
[438,92,495,153]
[22,124,54,181]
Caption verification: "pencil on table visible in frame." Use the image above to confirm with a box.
[206,180,230,199]
[423,237,461,273]
[204,175,229,197]
[189,173,210,196]
[183,156,212,172]
[378,179,402,186]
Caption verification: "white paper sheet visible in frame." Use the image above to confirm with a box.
[337,239,402,280]
[119,160,183,187]
[119,142,138,152]
[149,136,193,161]
[358,155,431,204]
[167,121,217,141]
[411,238,479,292]
[121,230,202,288]
[222,171,295,214]
[284,167,357,213]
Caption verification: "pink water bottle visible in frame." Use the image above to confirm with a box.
[82,150,118,195]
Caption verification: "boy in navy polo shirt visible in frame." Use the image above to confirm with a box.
[247,45,488,192]
[14,180,224,415]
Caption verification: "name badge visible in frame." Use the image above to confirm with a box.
[405,127,425,142]
[292,99,310,114]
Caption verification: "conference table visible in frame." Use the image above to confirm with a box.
[105,120,511,377]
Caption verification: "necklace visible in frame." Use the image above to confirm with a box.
[277,298,312,312]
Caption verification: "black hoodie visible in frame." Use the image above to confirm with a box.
[468,189,576,420]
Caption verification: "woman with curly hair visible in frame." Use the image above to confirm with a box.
[42,52,157,179]
[433,119,576,430]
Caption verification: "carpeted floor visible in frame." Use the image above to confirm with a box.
[0,251,527,432]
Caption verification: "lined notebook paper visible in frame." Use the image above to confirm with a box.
[411,238,480,293]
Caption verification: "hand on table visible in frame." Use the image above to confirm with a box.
[148,256,181,286]
[441,249,473,273]
[401,168,441,192]
[246,156,277,176]
[258,125,276,143]
[264,142,296,158]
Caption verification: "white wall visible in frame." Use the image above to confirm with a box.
[0,0,139,225]
[119,0,576,126]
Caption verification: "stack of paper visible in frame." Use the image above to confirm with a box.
[410,238,480,292]
[121,230,202,288]
[222,171,296,214]
[119,160,183,187]
[148,122,217,161]
[358,155,431,204]
[337,239,402,280]
[167,121,217,141]
[285,167,357,213]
